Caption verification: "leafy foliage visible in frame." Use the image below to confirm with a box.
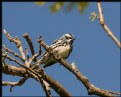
[35,2,89,13]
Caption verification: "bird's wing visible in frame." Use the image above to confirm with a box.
[43,61,56,68]
[52,39,59,44]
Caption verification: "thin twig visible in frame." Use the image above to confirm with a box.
[2,77,28,92]
[3,44,25,62]
[2,54,23,66]
[3,29,30,67]
[25,47,30,60]
[97,2,121,48]
[101,88,121,95]
[28,52,41,65]
[23,33,37,62]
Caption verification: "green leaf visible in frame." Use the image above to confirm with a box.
[77,2,89,13]
[35,2,45,6]
[89,12,97,22]
[50,2,64,13]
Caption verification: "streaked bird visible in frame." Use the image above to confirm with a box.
[36,33,75,68]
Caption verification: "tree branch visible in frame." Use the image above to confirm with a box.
[23,33,40,62]
[2,63,71,96]
[23,34,51,96]
[2,77,28,92]
[3,29,30,67]
[3,44,25,62]
[97,2,121,48]
[37,37,120,97]
[2,54,24,66]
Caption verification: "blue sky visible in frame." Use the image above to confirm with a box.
[2,2,120,96]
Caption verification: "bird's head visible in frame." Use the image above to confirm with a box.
[60,33,75,45]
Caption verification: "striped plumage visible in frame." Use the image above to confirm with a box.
[37,33,75,68]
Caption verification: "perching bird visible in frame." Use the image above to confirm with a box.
[36,33,75,68]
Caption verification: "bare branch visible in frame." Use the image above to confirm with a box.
[23,33,35,55]
[23,33,38,62]
[97,2,121,48]
[101,89,121,95]
[25,47,30,60]
[28,51,41,66]
[2,54,23,66]
[35,68,72,96]
[2,63,26,77]
[3,31,49,95]
[2,77,28,92]
[2,63,71,96]
[3,44,25,62]
[16,62,72,96]
[39,78,52,97]
[2,81,19,86]
[3,29,30,67]
[2,50,40,84]
[37,37,119,97]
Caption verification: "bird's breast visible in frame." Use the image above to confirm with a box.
[53,45,70,59]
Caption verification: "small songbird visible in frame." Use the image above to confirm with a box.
[36,33,75,68]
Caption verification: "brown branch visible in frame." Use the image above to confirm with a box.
[4,30,50,95]
[38,37,120,97]
[2,77,28,92]
[35,68,72,96]
[3,44,25,62]
[25,47,30,60]
[3,29,30,67]
[23,34,48,95]
[3,30,51,96]
[2,54,24,66]
[101,88,121,95]
[2,63,71,96]
[2,63,26,77]
[23,33,39,62]
[39,78,52,97]
[16,60,71,96]
[28,51,41,66]
[2,81,19,86]
[97,2,121,48]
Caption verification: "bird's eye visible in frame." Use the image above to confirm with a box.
[66,36,71,39]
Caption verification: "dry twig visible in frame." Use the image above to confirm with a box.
[3,44,25,62]
[2,77,28,92]
[3,29,30,67]
[97,2,121,48]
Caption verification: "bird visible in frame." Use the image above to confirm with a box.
[35,33,75,68]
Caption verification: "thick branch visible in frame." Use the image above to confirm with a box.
[2,63,71,96]
[97,2,121,48]
[2,63,26,77]
[39,79,52,97]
